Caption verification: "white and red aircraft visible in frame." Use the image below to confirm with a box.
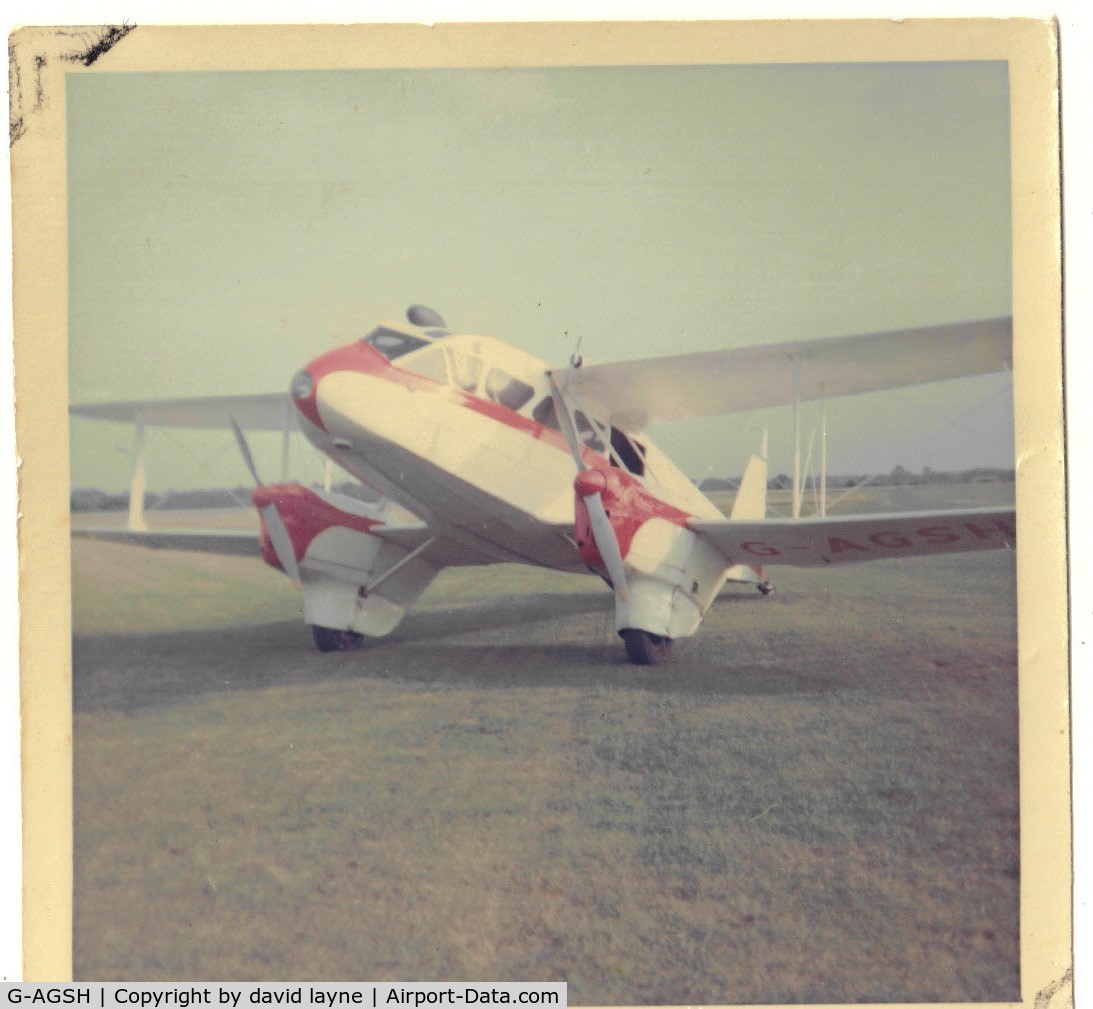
[71,305,1016,664]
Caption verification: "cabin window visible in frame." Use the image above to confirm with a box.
[363,327,429,361]
[448,350,483,393]
[532,396,560,430]
[484,369,534,411]
[610,427,646,476]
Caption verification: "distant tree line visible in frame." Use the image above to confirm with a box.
[70,482,380,512]
[72,466,1015,512]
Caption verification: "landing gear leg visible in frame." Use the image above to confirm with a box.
[311,625,365,652]
[620,628,674,665]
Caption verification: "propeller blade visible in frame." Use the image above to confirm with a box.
[233,415,299,585]
[230,415,263,488]
[547,373,585,470]
[261,503,301,585]
[583,492,629,602]
[549,373,630,602]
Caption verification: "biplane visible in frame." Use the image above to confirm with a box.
[71,305,1015,664]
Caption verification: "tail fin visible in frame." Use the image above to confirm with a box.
[724,431,772,590]
[730,431,768,520]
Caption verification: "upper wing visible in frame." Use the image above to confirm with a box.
[690,506,1015,568]
[70,392,293,430]
[69,394,507,567]
[560,317,1011,432]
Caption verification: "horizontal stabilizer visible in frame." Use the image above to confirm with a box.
[561,317,1011,432]
[690,506,1015,568]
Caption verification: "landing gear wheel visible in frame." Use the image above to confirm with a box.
[757,581,776,596]
[311,625,365,653]
[621,628,674,666]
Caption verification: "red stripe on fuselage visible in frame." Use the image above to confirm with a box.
[297,339,579,456]
[295,339,699,568]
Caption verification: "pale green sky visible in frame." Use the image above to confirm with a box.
[67,62,1012,491]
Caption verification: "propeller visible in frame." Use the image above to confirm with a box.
[547,373,629,602]
[231,415,264,487]
[230,416,302,585]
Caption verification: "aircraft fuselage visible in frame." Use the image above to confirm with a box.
[291,322,722,573]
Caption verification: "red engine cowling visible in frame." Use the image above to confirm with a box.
[571,466,692,575]
[252,483,380,572]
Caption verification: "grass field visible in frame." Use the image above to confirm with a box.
[71,483,1019,1001]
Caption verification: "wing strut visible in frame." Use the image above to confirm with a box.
[792,356,801,520]
[364,536,437,595]
[280,397,293,481]
[128,417,147,532]
[820,385,828,518]
[791,376,828,519]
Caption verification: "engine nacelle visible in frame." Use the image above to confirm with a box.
[613,518,729,639]
[253,483,438,639]
[300,524,438,638]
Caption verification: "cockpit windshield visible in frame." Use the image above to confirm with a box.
[363,327,429,361]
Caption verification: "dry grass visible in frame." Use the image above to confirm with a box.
[71,486,1018,1001]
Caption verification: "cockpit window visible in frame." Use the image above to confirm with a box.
[400,345,449,384]
[484,369,535,412]
[610,427,646,476]
[363,327,429,361]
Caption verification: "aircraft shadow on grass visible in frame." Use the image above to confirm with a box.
[72,589,839,712]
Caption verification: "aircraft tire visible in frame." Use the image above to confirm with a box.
[621,628,674,665]
[311,625,365,653]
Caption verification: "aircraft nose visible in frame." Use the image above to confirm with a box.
[290,369,314,400]
[290,341,386,431]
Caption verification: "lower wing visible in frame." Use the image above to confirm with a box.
[72,490,503,639]
[72,527,259,556]
[689,506,1015,568]
[72,495,499,570]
